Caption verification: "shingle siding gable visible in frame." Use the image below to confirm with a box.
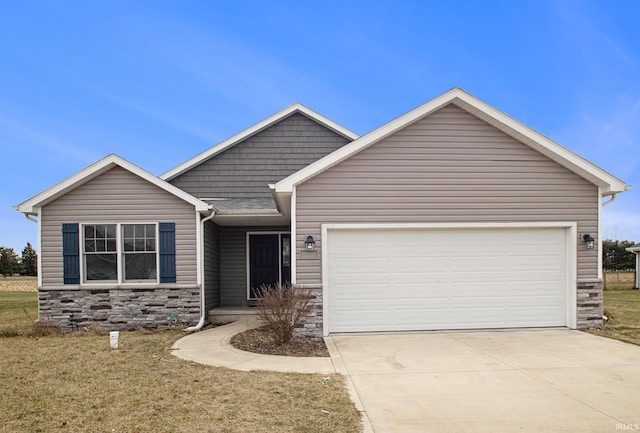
[169,112,352,198]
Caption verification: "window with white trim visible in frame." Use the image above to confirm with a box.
[123,224,156,281]
[82,223,158,283]
[84,224,117,281]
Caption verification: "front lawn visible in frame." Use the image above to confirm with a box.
[0,290,39,337]
[589,287,640,346]
[0,292,361,433]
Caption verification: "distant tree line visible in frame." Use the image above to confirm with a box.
[603,239,636,272]
[0,243,37,277]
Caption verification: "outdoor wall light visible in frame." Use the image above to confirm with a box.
[305,235,316,251]
[583,234,595,250]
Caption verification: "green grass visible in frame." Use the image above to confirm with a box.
[590,287,640,346]
[0,292,362,433]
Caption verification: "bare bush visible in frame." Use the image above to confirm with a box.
[255,283,312,345]
[31,320,61,336]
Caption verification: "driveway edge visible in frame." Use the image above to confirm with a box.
[325,336,375,433]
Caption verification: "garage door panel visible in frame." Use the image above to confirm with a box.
[447,283,506,298]
[392,285,451,300]
[327,227,569,333]
[392,273,449,286]
[332,283,388,300]
[509,308,565,327]
[332,311,389,332]
[333,257,389,271]
[447,277,509,289]
[507,279,563,291]
[391,313,450,329]
[507,256,563,271]
[392,258,449,272]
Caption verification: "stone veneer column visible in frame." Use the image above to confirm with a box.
[293,285,323,338]
[576,278,604,329]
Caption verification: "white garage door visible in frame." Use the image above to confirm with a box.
[326,226,569,333]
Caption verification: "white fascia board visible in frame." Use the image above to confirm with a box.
[269,184,291,217]
[451,93,628,195]
[322,221,578,231]
[275,88,629,196]
[160,103,359,181]
[15,154,210,214]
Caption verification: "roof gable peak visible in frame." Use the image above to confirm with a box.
[275,88,628,196]
[160,103,359,181]
[15,153,209,214]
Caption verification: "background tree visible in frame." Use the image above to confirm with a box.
[602,239,636,271]
[21,243,38,276]
[0,247,21,277]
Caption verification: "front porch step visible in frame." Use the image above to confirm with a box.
[209,307,261,325]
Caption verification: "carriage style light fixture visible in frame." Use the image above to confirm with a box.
[582,233,595,250]
[305,235,316,251]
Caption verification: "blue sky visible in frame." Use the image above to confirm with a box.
[1,0,639,252]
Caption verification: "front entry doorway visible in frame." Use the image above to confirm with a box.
[247,232,291,301]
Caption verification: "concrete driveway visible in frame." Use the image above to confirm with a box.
[328,329,640,433]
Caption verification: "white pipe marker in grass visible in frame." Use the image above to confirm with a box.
[110,331,119,349]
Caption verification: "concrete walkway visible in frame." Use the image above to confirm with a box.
[171,321,336,374]
[173,325,640,433]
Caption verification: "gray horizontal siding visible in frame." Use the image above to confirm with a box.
[296,104,599,284]
[170,112,352,198]
[219,225,289,307]
[41,166,198,287]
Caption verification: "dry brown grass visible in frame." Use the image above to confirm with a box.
[0,275,37,292]
[0,291,41,337]
[589,287,640,346]
[0,293,362,433]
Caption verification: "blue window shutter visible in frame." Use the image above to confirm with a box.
[62,223,80,284]
[159,223,176,283]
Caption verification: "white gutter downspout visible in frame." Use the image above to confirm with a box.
[601,193,617,207]
[186,208,216,332]
[24,213,38,223]
[603,184,632,207]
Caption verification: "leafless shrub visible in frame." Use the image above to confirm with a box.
[255,283,312,345]
[31,320,61,336]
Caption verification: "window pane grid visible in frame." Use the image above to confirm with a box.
[83,224,117,281]
[84,224,117,254]
[122,224,157,281]
[123,224,156,252]
[82,223,158,283]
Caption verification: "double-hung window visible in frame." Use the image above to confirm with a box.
[122,224,157,281]
[82,223,157,283]
[84,224,117,281]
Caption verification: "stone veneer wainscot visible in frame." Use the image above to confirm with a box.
[38,286,200,331]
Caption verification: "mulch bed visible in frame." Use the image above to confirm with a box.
[230,325,329,357]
